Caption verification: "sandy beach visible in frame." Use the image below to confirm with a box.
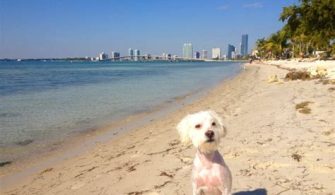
[1,61,334,195]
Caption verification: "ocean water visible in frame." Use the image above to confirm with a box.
[0,60,241,162]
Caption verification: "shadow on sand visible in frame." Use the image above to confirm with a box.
[233,188,267,195]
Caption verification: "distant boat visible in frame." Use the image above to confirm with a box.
[17,59,21,61]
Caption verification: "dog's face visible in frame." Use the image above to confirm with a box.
[177,111,226,153]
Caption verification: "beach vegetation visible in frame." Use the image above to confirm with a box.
[0,161,12,167]
[295,101,313,114]
[285,70,311,80]
[295,101,312,109]
[255,0,335,59]
[291,153,303,162]
[299,107,311,114]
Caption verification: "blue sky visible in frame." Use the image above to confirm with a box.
[0,0,298,59]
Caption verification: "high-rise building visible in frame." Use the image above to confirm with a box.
[227,44,236,59]
[241,34,249,57]
[128,48,134,60]
[162,53,167,60]
[183,43,193,59]
[167,54,172,60]
[134,49,140,61]
[232,51,236,59]
[195,51,200,59]
[212,48,221,59]
[111,51,120,60]
[201,50,208,59]
[99,52,108,61]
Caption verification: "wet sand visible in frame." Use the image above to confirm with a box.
[1,62,334,194]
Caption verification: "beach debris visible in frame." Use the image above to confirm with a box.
[108,151,126,160]
[298,107,311,114]
[308,66,328,78]
[127,190,152,195]
[126,145,136,150]
[328,87,335,92]
[267,75,279,83]
[267,74,284,84]
[74,166,98,178]
[320,79,335,85]
[154,181,173,189]
[168,139,180,146]
[256,138,273,145]
[0,161,12,167]
[284,64,335,83]
[291,153,303,162]
[295,101,312,109]
[159,171,174,178]
[315,79,335,85]
[40,168,53,174]
[127,163,139,172]
[285,70,311,81]
[295,101,313,114]
[15,139,33,146]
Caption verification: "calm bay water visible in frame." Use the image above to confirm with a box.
[0,60,241,162]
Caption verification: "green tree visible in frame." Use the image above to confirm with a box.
[257,0,335,58]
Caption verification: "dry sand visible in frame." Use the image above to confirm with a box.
[1,62,334,195]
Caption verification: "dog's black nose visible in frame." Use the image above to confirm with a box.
[205,130,214,139]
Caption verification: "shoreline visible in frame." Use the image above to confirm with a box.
[0,64,242,189]
[0,61,242,165]
[0,87,200,171]
[1,61,334,194]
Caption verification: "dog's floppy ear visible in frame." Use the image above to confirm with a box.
[177,115,192,144]
[208,110,227,137]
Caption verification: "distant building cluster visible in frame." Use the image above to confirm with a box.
[89,34,248,62]
[182,34,249,61]
[224,34,249,60]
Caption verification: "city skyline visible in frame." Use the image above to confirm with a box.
[0,0,298,59]
[85,40,247,61]
[98,37,248,60]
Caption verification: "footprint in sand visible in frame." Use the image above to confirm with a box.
[71,182,85,190]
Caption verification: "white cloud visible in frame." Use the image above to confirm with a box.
[243,2,263,8]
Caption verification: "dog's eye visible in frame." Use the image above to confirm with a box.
[212,122,216,126]
[195,124,202,129]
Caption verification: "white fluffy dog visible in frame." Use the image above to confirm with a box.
[177,111,232,195]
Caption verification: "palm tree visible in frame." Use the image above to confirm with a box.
[258,0,335,58]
